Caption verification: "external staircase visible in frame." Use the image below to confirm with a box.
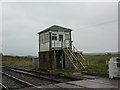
[63,44,85,70]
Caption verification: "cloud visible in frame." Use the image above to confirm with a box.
[2,2,118,56]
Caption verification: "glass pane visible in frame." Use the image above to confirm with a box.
[59,34,63,41]
[65,34,69,40]
[52,34,57,40]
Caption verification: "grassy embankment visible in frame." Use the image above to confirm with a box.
[2,55,32,69]
[51,54,120,75]
[2,54,120,75]
[84,54,120,73]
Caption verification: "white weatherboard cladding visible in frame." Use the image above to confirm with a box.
[40,32,49,52]
[40,42,49,51]
[39,30,71,52]
[51,31,70,49]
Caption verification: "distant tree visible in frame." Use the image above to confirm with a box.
[0,53,3,55]
[107,53,111,55]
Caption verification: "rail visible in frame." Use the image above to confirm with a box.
[0,83,9,90]
[2,65,80,80]
[1,71,40,88]
[63,40,86,69]
[64,39,85,62]
[2,65,80,83]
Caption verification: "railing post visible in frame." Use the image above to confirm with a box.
[61,40,64,69]
[53,40,56,69]
[64,39,66,48]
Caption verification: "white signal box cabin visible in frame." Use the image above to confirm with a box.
[38,25,72,69]
[38,25,72,52]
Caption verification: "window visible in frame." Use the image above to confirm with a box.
[65,34,70,40]
[40,33,49,44]
[44,34,49,42]
[59,34,63,41]
[52,34,57,40]
[40,35,43,43]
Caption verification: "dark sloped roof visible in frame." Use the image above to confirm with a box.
[38,25,72,34]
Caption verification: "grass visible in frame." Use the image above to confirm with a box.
[85,65,108,73]
[2,54,120,75]
[83,54,120,73]
[84,54,119,65]
[2,55,32,69]
[50,54,119,75]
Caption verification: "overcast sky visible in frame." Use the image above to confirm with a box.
[2,2,118,56]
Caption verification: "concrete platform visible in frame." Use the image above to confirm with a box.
[17,74,120,89]
[40,84,60,88]
[40,83,83,88]
[55,83,83,88]
[16,87,42,90]
[40,77,119,89]
[67,78,119,88]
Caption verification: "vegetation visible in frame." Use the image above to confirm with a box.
[51,54,120,75]
[2,54,120,75]
[84,54,120,73]
[84,54,119,65]
[84,65,108,73]
[2,55,32,69]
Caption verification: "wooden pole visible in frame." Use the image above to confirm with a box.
[61,40,64,69]
[54,40,56,69]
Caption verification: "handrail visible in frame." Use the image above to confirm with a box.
[63,49,78,69]
[63,40,86,69]
[64,39,85,61]
[72,44,85,61]
[66,47,85,69]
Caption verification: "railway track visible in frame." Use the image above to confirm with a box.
[1,65,118,89]
[0,83,9,90]
[2,69,59,87]
[1,71,41,90]
[2,65,82,89]
[2,70,73,90]
[2,65,81,82]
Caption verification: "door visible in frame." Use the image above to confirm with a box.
[59,34,63,48]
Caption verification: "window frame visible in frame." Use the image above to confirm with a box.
[65,33,70,40]
[59,34,63,41]
[52,33,57,40]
